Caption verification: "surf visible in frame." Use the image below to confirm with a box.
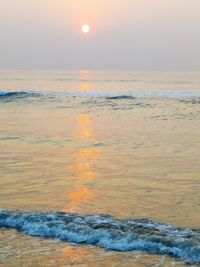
[0,210,200,264]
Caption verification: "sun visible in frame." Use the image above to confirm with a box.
[82,24,90,34]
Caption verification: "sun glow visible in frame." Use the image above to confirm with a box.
[82,24,90,33]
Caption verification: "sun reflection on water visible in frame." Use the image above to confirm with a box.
[75,114,95,141]
[80,83,92,92]
[62,247,88,264]
[64,111,101,213]
[63,72,101,213]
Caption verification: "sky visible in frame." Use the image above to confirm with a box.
[0,0,200,70]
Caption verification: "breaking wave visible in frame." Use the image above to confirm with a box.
[0,210,200,264]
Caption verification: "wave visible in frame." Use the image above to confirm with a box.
[106,95,135,100]
[0,91,40,101]
[0,90,200,104]
[56,90,200,100]
[0,210,200,264]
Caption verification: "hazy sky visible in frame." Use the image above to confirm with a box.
[0,0,200,70]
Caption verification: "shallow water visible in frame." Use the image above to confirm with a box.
[0,70,200,266]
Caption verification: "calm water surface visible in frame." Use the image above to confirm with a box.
[0,70,200,266]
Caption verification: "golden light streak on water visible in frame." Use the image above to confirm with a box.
[80,82,92,92]
[64,113,101,212]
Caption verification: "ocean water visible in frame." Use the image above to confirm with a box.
[0,70,200,266]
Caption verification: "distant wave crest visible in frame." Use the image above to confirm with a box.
[106,95,135,100]
[0,210,200,264]
[0,91,40,101]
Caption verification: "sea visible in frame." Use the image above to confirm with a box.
[0,70,200,266]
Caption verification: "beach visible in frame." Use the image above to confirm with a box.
[0,70,200,266]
